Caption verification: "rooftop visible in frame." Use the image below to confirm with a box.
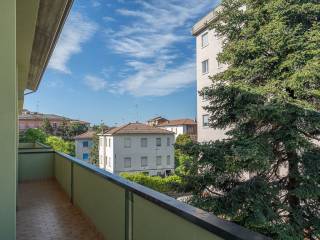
[192,5,221,36]
[103,123,174,135]
[19,110,89,124]
[147,116,168,122]
[74,131,95,140]
[158,119,197,127]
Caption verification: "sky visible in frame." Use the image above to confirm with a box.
[24,0,219,126]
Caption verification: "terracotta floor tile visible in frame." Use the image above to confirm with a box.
[17,180,104,240]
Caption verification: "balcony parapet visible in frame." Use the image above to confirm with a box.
[18,143,270,240]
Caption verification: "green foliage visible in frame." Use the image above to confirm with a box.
[55,119,69,139]
[174,134,194,175]
[90,132,99,166]
[55,120,88,140]
[68,123,88,137]
[20,128,47,144]
[120,173,182,193]
[89,124,110,166]
[184,1,320,239]
[46,136,75,156]
[175,134,193,146]
[41,118,53,135]
[91,123,109,133]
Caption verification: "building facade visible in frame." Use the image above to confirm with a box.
[19,109,90,133]
[192,8,228,142]
[147,116,168,127]
[157,119,197,140]
[99,123,175,176]
[74,131,94,161]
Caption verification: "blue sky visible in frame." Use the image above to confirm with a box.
[24,0,219,126]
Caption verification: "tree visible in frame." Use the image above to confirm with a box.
[184,1,320,239]
[174,134,193,175]
[68,122,88,137]
[46,136,75,156]
[90,124,109,166]
[20,128,47,144]
[90,132,99,166]
[56,119,70,140]
[41,118,53,135]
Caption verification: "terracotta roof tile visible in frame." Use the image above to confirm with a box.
[74,131,95,140]
[157,119,197,127]
[104,123,174,135]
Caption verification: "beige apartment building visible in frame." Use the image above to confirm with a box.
[192,8,228,143]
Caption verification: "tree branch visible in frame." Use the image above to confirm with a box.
[298,129,320,141]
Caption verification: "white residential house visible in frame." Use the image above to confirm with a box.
[74,131,94,162]
[192,7,228,143]
[99,123,175,176]
[157,119,197,140]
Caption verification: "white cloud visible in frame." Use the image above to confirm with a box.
[105,0,216,96]
[103,16,115,22]
[112,61,196,96]
[91,0,101,7]
[48,12,98,74]
[84,75,107,91]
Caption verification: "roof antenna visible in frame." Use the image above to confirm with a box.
[135,104,139,123]
[36,100,40,113]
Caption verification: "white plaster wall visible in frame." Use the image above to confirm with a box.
[99,136,106,169]
[108,134,175,176]
[104,136,114,173]
[160,126,184,139]
[196,28,228,142]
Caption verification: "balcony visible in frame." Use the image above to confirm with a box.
[17,143,269,240]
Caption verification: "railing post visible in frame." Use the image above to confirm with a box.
[125,190,133,240]
[71,161,74,204]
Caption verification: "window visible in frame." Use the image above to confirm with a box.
[82,141,89,148]
[156,156,162,166]
[167,137,171,146]
[124,157,131,168]
[167,155,171,165]
[201,32,209,47]
[156,138,161,147]
[105,156,108,167]
[124,137,131,148]
[203,114,209,127]
[141,156,148,167]
[83,153,89,161]
[108,157,111,167]
[52,122,57,129]
[141,138,147,147]
[108,138,111,147]
[202,59,209,74]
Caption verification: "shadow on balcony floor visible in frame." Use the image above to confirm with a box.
[17,180,104,240]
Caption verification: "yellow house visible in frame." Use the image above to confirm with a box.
[0,1,269,239]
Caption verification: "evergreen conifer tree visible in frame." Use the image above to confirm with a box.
[184,1,320,239]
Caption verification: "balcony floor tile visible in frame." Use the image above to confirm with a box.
[17,180,104,240]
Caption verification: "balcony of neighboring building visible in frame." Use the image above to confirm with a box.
[17,143,270,240]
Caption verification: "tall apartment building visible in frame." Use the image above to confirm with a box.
[99,123,175,176]
[192,8,228,143]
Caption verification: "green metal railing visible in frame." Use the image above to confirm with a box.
[18,143,270,240]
